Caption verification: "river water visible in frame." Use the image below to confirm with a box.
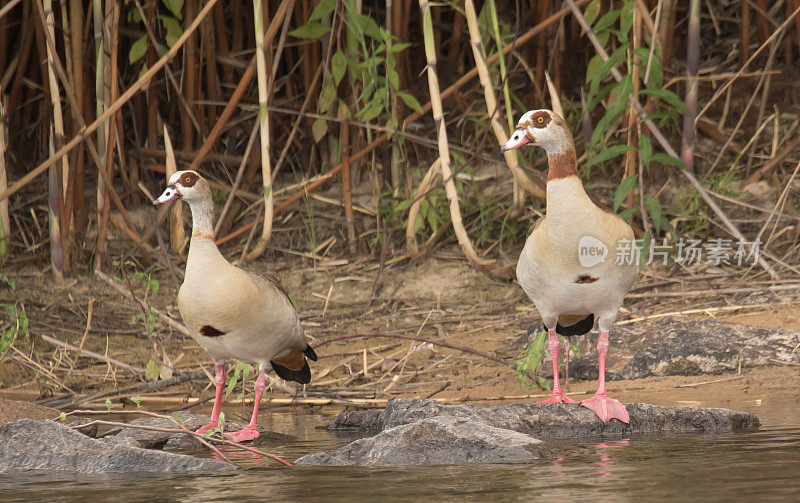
[1,394,798,502]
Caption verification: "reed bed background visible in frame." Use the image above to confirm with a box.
[0,0,798,281]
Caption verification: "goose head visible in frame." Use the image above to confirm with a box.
[153,170,210,205]
[500,109,572,155]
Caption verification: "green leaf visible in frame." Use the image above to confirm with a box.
[318,79,337,113]
[391,42,412,53]
[355,14,383,40]
[309,0,336,21]
[397,91,423,113]
[129,7,142,24]
[162,0,183,20]
[650,153,686,170]
[312,118,328,143]
[158,15,183,47]
[585,54,604,84]
[331,50,346,85]
[594,9,621,33]
[618,207,637,220]
[590,74,632,149]
[639,88,691,116]
[289,22,330,39]
[644,195,663,234]
[358,98,384,122]
[388,68,399,91]
[587,46,625,111]
[587,144,632,166]
[584,0,602,26]
[638,134,652,167]
[105,398,112,411]
[619,0,634,41]
[614,174,638,212]
[633,47,662,88]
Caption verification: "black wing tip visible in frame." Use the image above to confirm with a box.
[556,313,595,336]
[304,345,318,361]
[272,359,312,384]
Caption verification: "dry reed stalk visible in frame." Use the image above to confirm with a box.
[405,159,441,258]
[464,0,545,203]
[163,127,186,253]
[216,0,591,247]
[43,0,67,278]
[565,0,780,280]
[741,0,751,68]
[246,0,295,261]
[95,0,122,272]
[341,114,357,254]
[68,0,85,232]
[419,0,510,278]
[0,96,8,258]
[184,0,199,147]
[0,0,221,204]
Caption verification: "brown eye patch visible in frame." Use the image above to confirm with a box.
[180,172,198,187]
[531,112,551,128]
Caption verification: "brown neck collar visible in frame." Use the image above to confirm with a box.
[546,146,578,182]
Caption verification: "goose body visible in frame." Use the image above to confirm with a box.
[155,170,316,442]
[502,109,638,423]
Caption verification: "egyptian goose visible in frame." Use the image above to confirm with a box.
[501,110,638,423]
[154,170,317,442]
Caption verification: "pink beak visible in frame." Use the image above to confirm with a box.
[500,128,530,153]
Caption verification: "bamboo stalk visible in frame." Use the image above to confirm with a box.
[681,0,700,174]
[465,0,546,203]
[418,0,511,278]
[47,130,63,281]
[741,0,750,68]
[0,96,8,258]
[69,0,85,233]
[92,0,107,268]
[624,3,641,209]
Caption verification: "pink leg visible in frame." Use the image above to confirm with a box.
[539,330,578,404]
[226,367,266,443]
[196,363,226,434]
[580,331,629,423]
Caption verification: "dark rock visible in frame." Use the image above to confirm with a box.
[296,416,560,466]
[0,419,235,473]
[329,409,383,431]
[563,318,800,381]
[298,398,760,466]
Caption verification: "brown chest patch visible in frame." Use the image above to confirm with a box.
[574,274,599,284]
[199,325,226,337]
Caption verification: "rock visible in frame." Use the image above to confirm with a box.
[338,398,760,438]
[0,419,236,473]
[297,416,559,466]
[566,317,800,381]
[0,398,97,437]
[298,398,760,466]
[100,412,288,450]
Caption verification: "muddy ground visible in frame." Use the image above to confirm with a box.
[1,250,799,417]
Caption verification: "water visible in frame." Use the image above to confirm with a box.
[1,396,799,502]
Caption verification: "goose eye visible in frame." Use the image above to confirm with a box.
[184,177,191,183]
[537,116,544,123]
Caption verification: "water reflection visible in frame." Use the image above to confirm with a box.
[1,399,800,502]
